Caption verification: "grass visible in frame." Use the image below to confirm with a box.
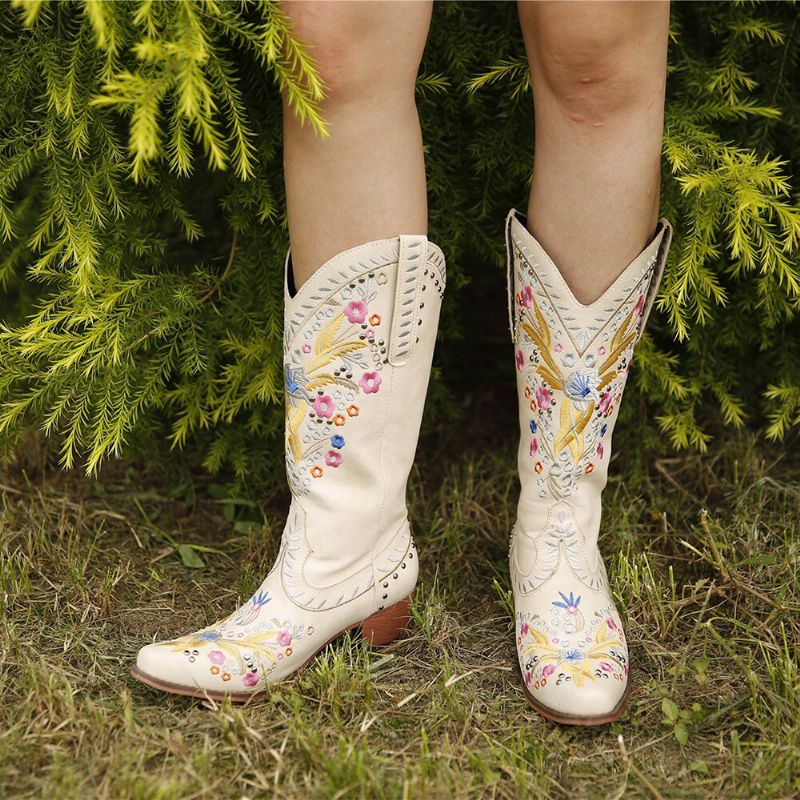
[1,429,799,799]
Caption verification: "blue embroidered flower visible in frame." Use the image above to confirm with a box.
[562,649,584,663]
[198,630,222,642]
[529,420,537,434]
[600,423,608,437]
[285,366,299,394]
[564,369,600,403]
[331,434,345,449]
[250,589,271,609]
[552,591,581,614]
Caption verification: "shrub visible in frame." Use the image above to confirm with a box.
[0,0,798,482]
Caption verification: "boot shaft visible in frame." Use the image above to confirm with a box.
[505,209,673,546]
[281,235,446,581]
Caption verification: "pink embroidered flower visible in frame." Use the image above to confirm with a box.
[325,450,342,468]
[519,622,529,637]
[242,671,260,687]
[597,441,604,459]
[598,391,612,414]
[598,346,606,356]
[359,371,382,394]
[302,343,311,354]
[515,349,524,371]
[208,650,225,665]
[606,616,618,630]
[344,300,368,323]
[524,670,532,687]
[542,664,556,678]
[519,284,534,308]
[599,661,615,673]
[554,342,563,353]
[277,630,293,647]
[529,437,538,457]
[365,329,375,340]
[633,293,645,316]
[535,387,551,410]
[312,395,334,418]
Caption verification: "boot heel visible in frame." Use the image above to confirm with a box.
[361,595,412,646]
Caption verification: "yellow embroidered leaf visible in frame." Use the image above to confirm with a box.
[304,341,367,374]
[610,307,636,352]
[524,626,551,648]
[521,305,561,380]
[554,401,594,458]
[285,400,306,462]
[304,374,358,392]
[598,330,636,376]
[596,370,618,393]
[532,301,552,351]
[554,401,571,455]
[536,365,563,392]
[520,321,545,353]
[315,311,345,356]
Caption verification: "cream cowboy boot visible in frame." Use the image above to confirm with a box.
[506,209,673,725]
[132,234,446,700]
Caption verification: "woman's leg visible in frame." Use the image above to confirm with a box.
[282,0,433,288]
[133,2,446,700]
[506,1,674,725]
[517,0,670,304]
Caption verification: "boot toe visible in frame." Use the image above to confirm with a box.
[135,641,198,688]
[524,673,629,722]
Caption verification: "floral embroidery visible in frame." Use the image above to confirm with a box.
[325,450,342,468]
[359,371,382,394]
[162,612,309,690]
[517,602,627,690]
[312,395,334,418]
[513,250,652,501]
[284,269,391,495]
[535,386,551,410]
[551,590,584,631]
[229,589,271,626]
[344,300,368,323]
[564,369,600,403]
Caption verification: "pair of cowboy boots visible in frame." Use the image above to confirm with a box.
[132,210,672,725]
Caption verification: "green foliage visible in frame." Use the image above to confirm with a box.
[1,0,799,479]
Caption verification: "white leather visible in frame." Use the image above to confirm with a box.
[505,208,673,719]
[136,235,446,695]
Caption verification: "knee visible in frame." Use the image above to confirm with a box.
[282,1,424,106]
[528,9,665,124]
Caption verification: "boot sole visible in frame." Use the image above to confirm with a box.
[130,594,413,702]
[521,670,632,726]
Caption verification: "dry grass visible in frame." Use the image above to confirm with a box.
[1,432,799,799]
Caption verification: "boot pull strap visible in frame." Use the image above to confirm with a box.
[505,208,519,344]
[636,218,674,342]
[388,234,428,366]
